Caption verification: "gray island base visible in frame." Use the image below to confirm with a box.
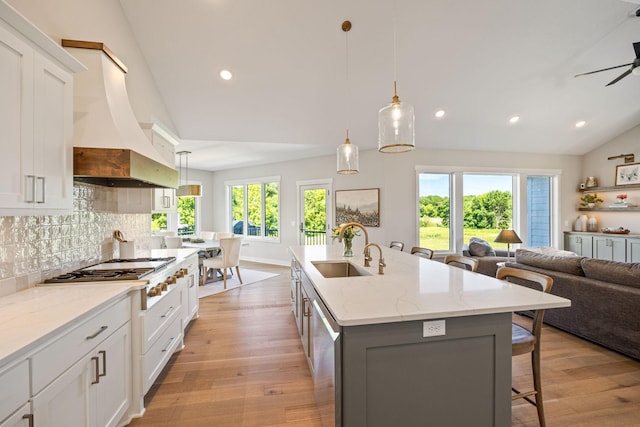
[290,244,570,427]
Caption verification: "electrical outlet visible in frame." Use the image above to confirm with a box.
[423,319,446,337]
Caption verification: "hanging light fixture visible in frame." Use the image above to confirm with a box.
[378,6,415,153]
[176,150,202,197]
[337,20,359,175]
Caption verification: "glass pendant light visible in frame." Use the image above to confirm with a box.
[378,10,415,153]
[337,20,359,174]
[176,151,202,197]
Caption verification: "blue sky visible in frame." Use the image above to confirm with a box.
[419,174,512,197]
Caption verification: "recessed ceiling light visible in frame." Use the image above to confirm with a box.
[219,69,233,80]
[575,120,587,128]
[434,109,446,118]
[509,115,520,124]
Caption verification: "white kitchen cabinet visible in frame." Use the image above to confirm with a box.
[140,122,179,214]
[592,235,626,262]
[179,253,199,327]
[0,403,31,427]
[30,296,131,427]
[32,322,130,427]
[0,6,83,215]
[0,360,30,426]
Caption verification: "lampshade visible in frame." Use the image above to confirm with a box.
[176,151,201,197]
[337,132,359,175]
[494,229,522,244]
[378,82,415,153]
[336,20,359,175]
[176,184,202,197]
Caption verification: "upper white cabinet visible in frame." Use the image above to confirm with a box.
[0,3,84,215]
[141,122,180,213]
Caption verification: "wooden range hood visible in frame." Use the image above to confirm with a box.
[62,40,178,189]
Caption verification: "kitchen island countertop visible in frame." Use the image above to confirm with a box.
[289,244,570,326]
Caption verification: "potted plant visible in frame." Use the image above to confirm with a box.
[580,193,603,208]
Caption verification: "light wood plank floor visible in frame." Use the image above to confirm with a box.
[129,262,640,427]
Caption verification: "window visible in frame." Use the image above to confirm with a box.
[228,177,280,240]
[417,167,558,253]
[463,174,514,250]
[418,173,451,251]
[177,196,197,235]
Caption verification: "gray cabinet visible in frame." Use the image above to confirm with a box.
[565,233,593,257]
[592,236,626,262]
[564,232,640,262]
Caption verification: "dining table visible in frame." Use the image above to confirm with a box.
[180,239,222,285]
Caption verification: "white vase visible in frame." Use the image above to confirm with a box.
[579,215,588,232]
[587,216,598,232]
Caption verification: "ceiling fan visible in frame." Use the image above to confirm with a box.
[574,41,640,86]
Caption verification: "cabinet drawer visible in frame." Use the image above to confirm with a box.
[142,315,182,394]
[0,402,31,427]
[0,360,29,424]
[31,297,131,394]
[142,286,182,353]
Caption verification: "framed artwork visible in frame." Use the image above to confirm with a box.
[335,188,380,227]
[615,163,640,186]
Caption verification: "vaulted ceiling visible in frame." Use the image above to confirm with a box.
[119,0,640,171]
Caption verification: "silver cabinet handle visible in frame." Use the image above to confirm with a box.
[22,414,34,427]
[25,175,35,203]
[99,350,107,377]
[162,337,175,352]
[86,325,108,340]
[36,176,45,203]
[161,306,174,318]
[91,356,100,384]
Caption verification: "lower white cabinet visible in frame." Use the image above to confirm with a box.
[0,361,29,426]
[180,253,199,327]
[31,322,131,427]
[627,239,640,263]
[0,403,31,427]
[564,232,640,262]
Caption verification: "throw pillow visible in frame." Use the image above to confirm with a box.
[581,258,640,288]
[468,237,496,257]
[515,249,584,276]
[527,247,579,257]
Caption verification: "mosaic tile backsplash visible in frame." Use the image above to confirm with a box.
[0,183,152,296]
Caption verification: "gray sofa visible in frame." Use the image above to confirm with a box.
[462,243,510,277]
[505,249,640,361]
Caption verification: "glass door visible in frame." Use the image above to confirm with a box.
[298,181,332,246]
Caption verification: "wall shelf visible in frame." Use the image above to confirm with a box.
[580,184,640,192]
[578,207,640,212]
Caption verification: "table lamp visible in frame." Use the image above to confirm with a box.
[494,229,522,261]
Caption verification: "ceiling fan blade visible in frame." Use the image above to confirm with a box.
[634,41,640,59]
[574,62,633,78]
[606,68,633,86]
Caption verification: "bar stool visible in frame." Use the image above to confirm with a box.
[496,266,553,427]
[410,246,434,259]
[390,241,405,251]
[443,254,479,272]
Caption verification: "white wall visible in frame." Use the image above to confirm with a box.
[7,0,177,134]
[209,147,583,265]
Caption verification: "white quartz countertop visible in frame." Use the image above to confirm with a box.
[290,244,571,327]
[0,282,145,366]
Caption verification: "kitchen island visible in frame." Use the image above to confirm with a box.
[289,244,570,427]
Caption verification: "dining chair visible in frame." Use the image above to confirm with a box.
[411,246,434,259]
[496,266,553,427]
[443,254,479,272]
[164,236,183,249]
[156,231,177,237]
[200,231,216,240]
[214,232,233,239]
[390,241,405,251]
[150,235,165,249]
[202,237,243,289]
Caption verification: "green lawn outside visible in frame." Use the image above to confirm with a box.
[419,226,508,251]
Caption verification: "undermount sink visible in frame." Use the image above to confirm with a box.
[311,261,371,278]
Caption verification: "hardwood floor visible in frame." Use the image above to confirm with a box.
[129,262,640,427]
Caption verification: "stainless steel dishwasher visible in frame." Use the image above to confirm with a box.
[311,296,341,426]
